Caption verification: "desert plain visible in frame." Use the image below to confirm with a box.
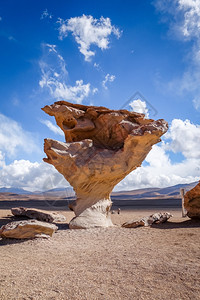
[0,193,199,300]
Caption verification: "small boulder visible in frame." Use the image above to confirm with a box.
[0,219,58,239]
[122,212,172,228]
[11,207,66,223]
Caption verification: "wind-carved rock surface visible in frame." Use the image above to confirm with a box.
[184,181,200,219]
[0,220,57,239]
[42,101,168,229]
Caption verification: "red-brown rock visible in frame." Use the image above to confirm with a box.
[184,181,200,219]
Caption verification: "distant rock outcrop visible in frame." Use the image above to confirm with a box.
[184,181,200,219]
[122,212,172,228]
[42,101,168,229]
[11,207,66,223]
[0,220,58,239]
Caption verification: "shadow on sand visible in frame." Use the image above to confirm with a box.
[152,219,200,229]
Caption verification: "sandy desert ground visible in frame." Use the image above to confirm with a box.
[0,205,200,300]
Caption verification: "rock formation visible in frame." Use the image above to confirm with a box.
[11,207,66,223]
[184,181,200,219]
[0,220,58,239]
[122,212,172,228]
[42,101,168,229]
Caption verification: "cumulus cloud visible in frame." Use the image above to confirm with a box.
[39,43,95,103]
[40,120,63,136]
[102,73,116,89]
[164,119,200,158]
[116,118,200,190]
[129,99,149,118]
[0,113,61,191]
[0,113,68,191]
[0,113,39,158]
[57,15,122,61]
[116,146,200,191]
[41,9,53,20]
[0,160,69,192]
[153,0,200,110]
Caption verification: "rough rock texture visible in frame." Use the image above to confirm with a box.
[42,101,168,229]
[11,207,66,223]
[0,220,58,239]
[122,212,173,228]
[184,181,200,219]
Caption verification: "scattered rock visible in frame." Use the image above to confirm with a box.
[0,219,58,239]
[11,207,66,223]
[122,212,172,228]
[42,101,168,229]
[184,181,200,219]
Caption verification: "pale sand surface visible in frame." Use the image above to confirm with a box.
[0,208,200,300]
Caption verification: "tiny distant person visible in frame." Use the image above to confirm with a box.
[117,208,121,214]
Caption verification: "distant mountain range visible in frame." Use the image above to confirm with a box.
[0,187,31,195]
[0,181,198,199]
[111,181,198,199]
[0,187,75,197]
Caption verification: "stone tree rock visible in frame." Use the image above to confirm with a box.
[42,101,168,229]
[184,181,200,219]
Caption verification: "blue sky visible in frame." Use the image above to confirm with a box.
[0,0,200,191]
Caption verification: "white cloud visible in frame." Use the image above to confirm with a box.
[92,87,98,94]
[0,113,39,158]
[57,15,122,61]
[177,0,200,40]
[39,43,94,103]
[164,119,200,158]
[94,62,100,69]
[0,160,69,192]
[0,151,5,168]
[116,146,199,191]
[102,73,116,89]
[193,97,200,110]
[153,0,200,110]
[154,0,200,39]
[41,9,53,20]
[0,114,60,192]
[154,0,200,110]
[40,120,63,136]
[129,99,149,118]
[116,118,200,190]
